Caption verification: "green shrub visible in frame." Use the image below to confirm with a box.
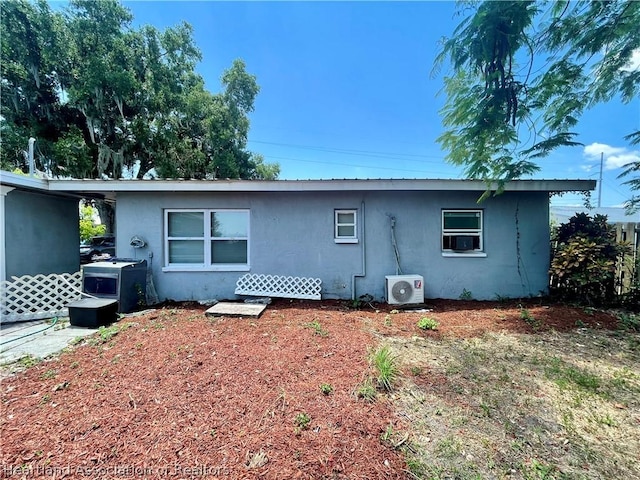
[550,213,629,306]
[417,317,438,330]
[294,413,311,430]
[459,289,473,300]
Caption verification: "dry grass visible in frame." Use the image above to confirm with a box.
[387,329,640,479]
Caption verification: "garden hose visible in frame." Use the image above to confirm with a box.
[0,317,58,347]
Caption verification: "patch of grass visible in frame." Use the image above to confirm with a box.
[519,306,542,330]
[304,320,328,337]
[519,458,560,480]
[544,357,601,393]
[88,322,133,346]
[388,329,640,480]
[618,312,640,332]
[294,412,311,432]
[595,413,617,427]
[40,369,57,380]
[89,325,120,345]
[417,316,438,330]
[320,383,333,395]
[68,336,85,346]
[356,378,377,402]
[16,355,39,368]
[380,424,409,449]
[434,435,462,459]
[371,345,400,391]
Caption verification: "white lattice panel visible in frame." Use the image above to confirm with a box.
[0,272,83,323]
[235,274,322,300]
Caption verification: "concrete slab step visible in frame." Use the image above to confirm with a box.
[205,302,267,318]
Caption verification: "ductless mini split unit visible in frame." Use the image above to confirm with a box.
[385,275,424,305]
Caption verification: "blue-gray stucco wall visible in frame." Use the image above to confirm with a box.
[114,190,550,301]
[5,189,80,277]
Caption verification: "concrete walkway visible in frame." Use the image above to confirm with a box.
[0,318,98,365]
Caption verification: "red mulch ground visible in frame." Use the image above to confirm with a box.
[0,299,620,479]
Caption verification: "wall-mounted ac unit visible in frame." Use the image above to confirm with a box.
[385,275,424,305]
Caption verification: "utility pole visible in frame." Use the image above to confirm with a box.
[597,152,603,208]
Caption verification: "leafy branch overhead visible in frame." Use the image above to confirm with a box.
[0,0,279,180]
[435,0,640,201]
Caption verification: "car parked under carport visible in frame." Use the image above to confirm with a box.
[80,235,115,264]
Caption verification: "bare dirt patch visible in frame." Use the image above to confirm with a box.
[1,299,637,479]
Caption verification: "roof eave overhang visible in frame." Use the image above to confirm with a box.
[45,178,597,194]
[0,171,50,191]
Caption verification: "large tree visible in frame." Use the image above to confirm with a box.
[435,0,639,206]
[0,0,278,182]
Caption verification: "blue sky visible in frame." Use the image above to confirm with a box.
[117,1,639,207]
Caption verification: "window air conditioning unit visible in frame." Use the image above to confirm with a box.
[452,235,474,251]
[385,275,424,305]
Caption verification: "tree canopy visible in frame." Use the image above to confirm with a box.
[435,0,639,206]
[0,0,279,180]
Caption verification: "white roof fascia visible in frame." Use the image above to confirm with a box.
[0,171,50,191]
[46,178,596,193]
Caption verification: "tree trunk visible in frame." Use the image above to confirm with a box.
[94,199,115,234]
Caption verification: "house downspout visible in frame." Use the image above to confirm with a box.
[351,201,366,300]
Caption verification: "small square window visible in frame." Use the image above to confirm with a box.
[335,209,358,243]
[442,210,483,253]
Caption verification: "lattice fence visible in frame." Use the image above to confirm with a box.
[235,274,322,300]
[0,272,83,323]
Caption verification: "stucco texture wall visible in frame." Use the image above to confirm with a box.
[5,190,80,277]
[114,190,550,302]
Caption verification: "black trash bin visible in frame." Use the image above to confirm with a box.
[67,298,118,328]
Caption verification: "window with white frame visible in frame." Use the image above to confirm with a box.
[164,209,249,270]
[442,210,483,253]
[335,209,358,243]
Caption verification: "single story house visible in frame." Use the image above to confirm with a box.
[0,171,80,282]
[44,178,595,302]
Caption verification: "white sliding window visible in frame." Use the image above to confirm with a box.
[165,209,250,271]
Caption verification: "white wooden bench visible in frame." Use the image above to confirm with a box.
[234,274,322,300]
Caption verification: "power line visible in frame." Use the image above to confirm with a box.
[262,154,460,177]
[248,139,449,164]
